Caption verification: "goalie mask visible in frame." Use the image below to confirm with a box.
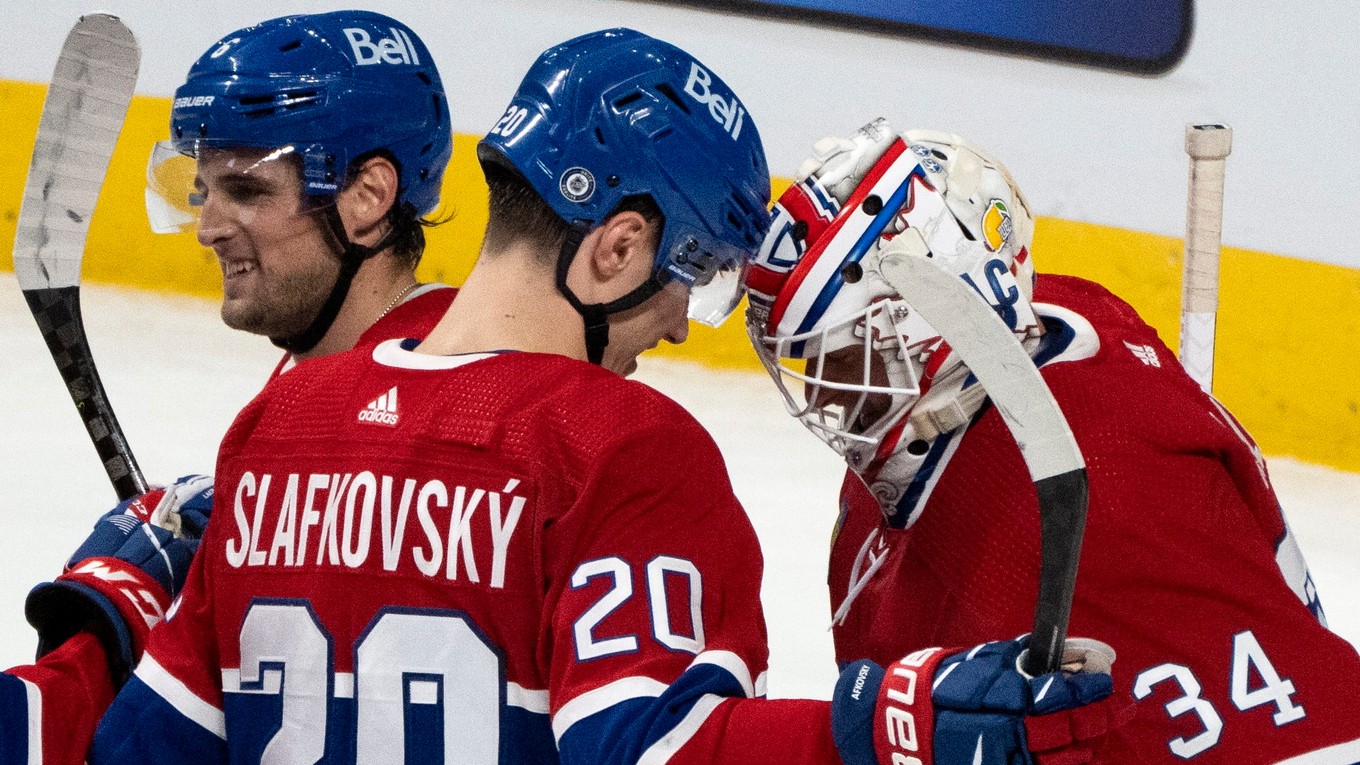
[746,119,1040,523]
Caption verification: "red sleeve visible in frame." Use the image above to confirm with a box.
[4,632,115,765]
[545,415,840,764]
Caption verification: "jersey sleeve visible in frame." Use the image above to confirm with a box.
[546,417,840,765]
[89,521,228,763]
[0,632,114,765]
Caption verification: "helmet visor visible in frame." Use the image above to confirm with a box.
[666,238,752,327]
[145,140,309,234]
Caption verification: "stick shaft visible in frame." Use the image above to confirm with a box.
[1180,124,1232,393]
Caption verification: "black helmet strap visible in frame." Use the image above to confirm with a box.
[270,203,397,355]
[554,224,671,366]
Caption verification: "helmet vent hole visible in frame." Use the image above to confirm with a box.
[612,91,644,111]
[653,82,691,114]
[862,195,883,215]
[431,95,443,124]
[906,439,931,456]
[238,90,319,117]
[420,142,433,156]
[595,127,607,145]
[841,262,863,284]
[417,72,432,85]
[278,39,303,52]
[931,149,948,160]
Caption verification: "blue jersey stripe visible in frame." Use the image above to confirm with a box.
[90,676,228,764]
[558,660,750,764]
[0,673,32,765]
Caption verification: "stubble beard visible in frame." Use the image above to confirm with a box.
[221,261,338,341]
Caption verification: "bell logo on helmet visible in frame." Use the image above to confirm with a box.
[343,27,421,66]
[982,199,1013,252]
[683,62,747,140]
[559,167,596,203]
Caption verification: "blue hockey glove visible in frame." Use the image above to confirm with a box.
[25,474,214,686]
[832,636,1126,765]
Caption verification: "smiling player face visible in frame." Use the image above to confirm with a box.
[192,147,340,339]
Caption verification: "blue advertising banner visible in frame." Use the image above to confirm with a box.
[665,0,1192,74]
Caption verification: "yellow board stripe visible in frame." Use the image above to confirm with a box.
[2,80,1356,472]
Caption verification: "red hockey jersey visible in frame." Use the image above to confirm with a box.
[269,284,458,378]
[828,274,1360,763]
[93,341,841,764]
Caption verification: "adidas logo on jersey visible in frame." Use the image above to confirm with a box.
[358,386,400,426]
[1124,341,1161,367]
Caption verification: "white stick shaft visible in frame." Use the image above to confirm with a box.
[1180,123,1232,393]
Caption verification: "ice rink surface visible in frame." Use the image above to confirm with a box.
[1,273,1356,699]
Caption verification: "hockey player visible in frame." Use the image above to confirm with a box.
[144,9,458,371]
[4,11,456,764]
[746,118,1360,762]
[2,478,211,765]
[90,31,1120,765]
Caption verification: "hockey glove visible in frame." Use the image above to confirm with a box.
[26,474,214,686]
[831,636,1126,765]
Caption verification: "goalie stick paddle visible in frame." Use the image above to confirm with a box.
[12,14,147,500]
[878,250,1088,677]
[1180,124,1233,394]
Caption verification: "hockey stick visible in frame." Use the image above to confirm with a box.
[878,250,1088,677]
[1179,124,1233,394]
[12,14,147,500]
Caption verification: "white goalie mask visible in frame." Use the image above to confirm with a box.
[746,119,1041,519]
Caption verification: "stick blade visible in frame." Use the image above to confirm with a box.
[14,14,140,291]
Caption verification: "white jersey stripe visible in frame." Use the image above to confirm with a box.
[636,694,726,765]
[552,676,667,742]
[21,678,40,765]
[1272,736,1360,764]
[690,650,756,698]
[508,682,550,713]
[139,653,226,739]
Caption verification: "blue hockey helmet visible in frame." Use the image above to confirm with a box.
[148,10,451,231]
[477,28,771,328]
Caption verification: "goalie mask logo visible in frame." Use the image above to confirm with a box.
[559,167,596,203]
[983,199,1012,252]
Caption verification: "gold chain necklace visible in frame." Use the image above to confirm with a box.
[377,281,420,322]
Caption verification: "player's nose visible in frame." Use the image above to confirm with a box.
[195,195,233,247]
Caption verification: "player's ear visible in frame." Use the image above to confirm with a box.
[575,210,654,299]
[337,155,400,247]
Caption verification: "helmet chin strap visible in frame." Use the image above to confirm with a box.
[554,224,671,366]
[271,204,395,355]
